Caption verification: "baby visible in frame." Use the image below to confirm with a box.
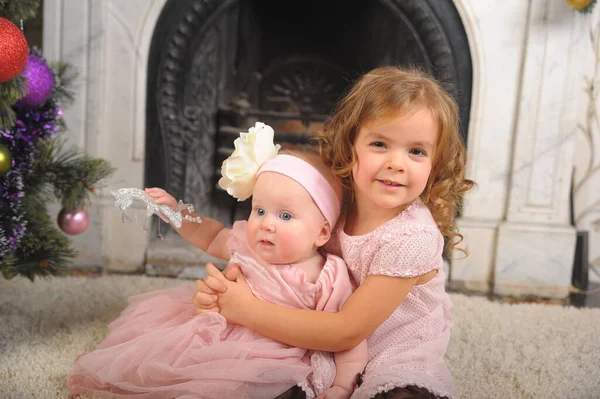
[67,122,367,399]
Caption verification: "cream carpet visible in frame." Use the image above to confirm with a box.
[1,275,599,399]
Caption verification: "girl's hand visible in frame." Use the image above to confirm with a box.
[192,263,246,314]
[316,386,352,399]
[205,263,256,324]
[144,187,177,211]
[204,264,243,292]
[192,278,220,314]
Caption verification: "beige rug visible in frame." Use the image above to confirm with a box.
[1,275,599,399]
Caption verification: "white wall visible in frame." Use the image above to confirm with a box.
[573,6,600,284]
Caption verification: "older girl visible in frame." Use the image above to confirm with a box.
[195,67,474,399]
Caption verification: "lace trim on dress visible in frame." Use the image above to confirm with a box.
[368,267,439,279]
[308,350,336,397]
[339,199,426,244]
[297,350,336,399]
[378,223,439,244]
[401,199,421,215]
[298,379,316,399]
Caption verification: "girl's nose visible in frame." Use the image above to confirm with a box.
[387,153,406,172]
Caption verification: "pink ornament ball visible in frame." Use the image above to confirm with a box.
[15,53,55,109]
[57,208,90,235]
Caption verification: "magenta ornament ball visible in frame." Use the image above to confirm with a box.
[57,208,90,235]
[15,53,55,109]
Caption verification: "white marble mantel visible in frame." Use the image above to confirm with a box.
[41,0,600,298]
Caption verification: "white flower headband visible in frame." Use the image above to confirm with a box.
[218,122,281,201]
[219,122,341,227]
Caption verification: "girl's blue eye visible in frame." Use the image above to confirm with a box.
[279,212,292,221]
[256,208,265,216]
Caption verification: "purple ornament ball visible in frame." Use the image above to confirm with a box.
[15,53,54,109]
[58,208,90,235]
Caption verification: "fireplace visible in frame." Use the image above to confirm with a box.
[144,0,472,234]
[44,0,585,298]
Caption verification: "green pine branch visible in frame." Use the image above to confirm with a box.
[1,195,75,281]
[26,138,116,211]
[0,76,26,128]
[52,62,77,108]
[2,138,115,281]
[576,0,598,13]
[0,0,40,22]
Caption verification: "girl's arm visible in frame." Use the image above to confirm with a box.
[145,187,230,260]
[205,264,419,351]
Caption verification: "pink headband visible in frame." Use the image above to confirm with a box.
[257,154,340,227]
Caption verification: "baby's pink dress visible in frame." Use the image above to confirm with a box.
[67,221,353,399]
[336,200,457,399]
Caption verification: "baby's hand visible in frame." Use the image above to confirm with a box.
[316,386,352,399]
[144,187,177,211]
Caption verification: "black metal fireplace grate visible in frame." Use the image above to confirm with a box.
[145,0,472,230]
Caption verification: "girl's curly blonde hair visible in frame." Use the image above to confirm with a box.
[316,66,475,253]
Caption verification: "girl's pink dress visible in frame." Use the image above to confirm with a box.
[335,200,458,399]
[67,221,353,399]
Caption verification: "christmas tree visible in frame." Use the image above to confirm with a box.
[0,0,115,281]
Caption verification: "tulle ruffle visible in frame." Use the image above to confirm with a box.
[67,285,311,399]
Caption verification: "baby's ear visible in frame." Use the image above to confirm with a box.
[315,221,332,248]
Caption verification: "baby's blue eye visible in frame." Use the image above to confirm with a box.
[279,212,292,221]
[256,208,265,216]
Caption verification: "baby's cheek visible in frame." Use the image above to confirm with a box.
[276,230,304,257]
[276,231,295,251]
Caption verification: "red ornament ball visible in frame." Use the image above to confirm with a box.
[0,18,29,82]
[57,208,90,235]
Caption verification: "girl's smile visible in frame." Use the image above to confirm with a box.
[377,179,405,190]
[351,106,438,224]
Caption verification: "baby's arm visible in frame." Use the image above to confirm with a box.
[320,339,368,399]
[145,188,230,260]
